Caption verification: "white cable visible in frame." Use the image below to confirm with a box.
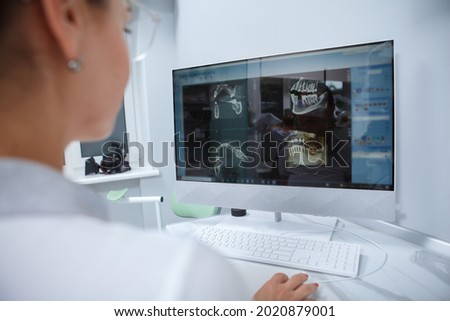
[279,214,342,237]
[286,214,389,284]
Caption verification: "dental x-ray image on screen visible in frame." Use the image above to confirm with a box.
[173,41,395,220]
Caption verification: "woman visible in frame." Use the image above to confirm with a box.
[0,0,318,300]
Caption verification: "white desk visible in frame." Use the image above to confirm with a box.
[167,211,450,300]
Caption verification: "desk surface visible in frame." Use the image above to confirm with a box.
[167,211,450,300]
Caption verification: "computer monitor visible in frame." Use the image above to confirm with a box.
[172,41,395,221]
[63,98,137,178]
[80,104,128,158]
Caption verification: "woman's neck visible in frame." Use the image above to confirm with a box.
[0,81,68,170]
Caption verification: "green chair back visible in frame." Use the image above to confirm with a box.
[170,192,219,218]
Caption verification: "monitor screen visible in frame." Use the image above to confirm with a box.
[173,41,395,220]
[80,104,127,158]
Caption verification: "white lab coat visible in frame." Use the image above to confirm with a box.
[0,158,247,300]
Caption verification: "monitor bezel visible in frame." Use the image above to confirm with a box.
[172,40,396,220]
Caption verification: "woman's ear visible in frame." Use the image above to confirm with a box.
[40,0,84,61]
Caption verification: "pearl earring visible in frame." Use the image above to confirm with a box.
[67,59,82,73]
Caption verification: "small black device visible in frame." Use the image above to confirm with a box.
[100,142,131,175]
[231,208,247,217]
[85,157,99,175]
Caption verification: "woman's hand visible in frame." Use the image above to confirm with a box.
[253,273,318,301]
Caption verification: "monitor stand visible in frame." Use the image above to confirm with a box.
[274,211,282,222]
[217,210,337,242]
[269,211,337,241]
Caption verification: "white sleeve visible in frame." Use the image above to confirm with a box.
[157,239,250,300]
[0,217,252,300]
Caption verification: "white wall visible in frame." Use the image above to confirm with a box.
[174,0,450,241]
[87,0,182,229]
[136,0,182,227]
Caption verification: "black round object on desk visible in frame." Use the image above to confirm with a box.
[231,208,247,217]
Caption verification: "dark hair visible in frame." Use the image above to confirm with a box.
[282,113,295,128]
[87,0,109,8]
[0,0,110,39]
[0,0,111,77]
[0,2,16,35]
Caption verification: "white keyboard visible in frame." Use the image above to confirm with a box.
[195,225,361,277]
